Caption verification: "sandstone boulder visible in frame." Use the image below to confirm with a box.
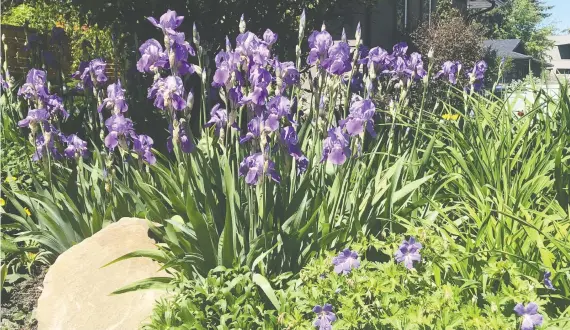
[36,217,170,330]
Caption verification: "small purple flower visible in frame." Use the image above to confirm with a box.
[514,302,543,330]
[239,153,280,185]
[137,39,168,73]
[98,81,128,114]
[312,304,336,330]
[263,29,278,46]
[543,271,555,290]
[148,76,186,111]
[132,134,156,165]
[147,9,184,35]
[435,61,462,85]
[63,134,88,159]
[307,30,333,66]
[332,249,360,275]
[394,237,422,270]
[212,50,240,87]
[340,95,376,137]
[18,109,49,128]
[321,127,351,165]
[104,115,134,150]
[322,41,351,75]
[205,104,228,136]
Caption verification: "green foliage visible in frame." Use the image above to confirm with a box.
[278,233,570,329]
[144,267,279,329]
[475,0,555,60]
[1,0,114,69]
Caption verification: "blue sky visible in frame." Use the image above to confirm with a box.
[544,0,570,33]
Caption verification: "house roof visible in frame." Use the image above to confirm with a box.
[548,35,570,46]
[483,39,533,60]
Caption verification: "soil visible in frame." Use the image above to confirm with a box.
[1,267,46,330]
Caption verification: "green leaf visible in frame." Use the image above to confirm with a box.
[252,273,280,310]
[110,277,172,295]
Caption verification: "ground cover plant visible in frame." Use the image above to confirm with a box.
[1,5,569,330]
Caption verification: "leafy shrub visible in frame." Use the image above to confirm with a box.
[278,232,570,329]
[411,6,486,70]
[145,267,279,329]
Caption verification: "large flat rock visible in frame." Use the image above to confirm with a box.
[36,218,169,330]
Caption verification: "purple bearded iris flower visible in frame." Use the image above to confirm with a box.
[514,303,543,330]
[322,41,351,75]
[104,115,134,150]
[321,127,351,165]
[72,59,108,88]
[148,76,186,111]
[263,29,278,46]
[235,31,270,66]
[340,95,376,137]
[435,61,462,85]
[212,50,240,87]
[394,237,422,270]
[274,60,300,89]
[407,52,426,79]
[240,65,272,105]
[18,109,49,128]
[147,9,184,35]
[63,134,88,159]
[18,69,48,100]
[468,60,487,91]
[45,94,69,119]
[392,42,408,57]
[132,134,156,165]
[280,126,301,156]
[32,132,61,161]
[239,114,277,143]
[267,95,291,119]
[361,46,390,71]
[167,124,194,153]
[280,126,309,173]
[307,30,333,66]
[239,153,280,185]
[332,249,360,275]
[544,271,555,290]
[98,81,128,114]
[313,304,336,330]
[137,39,168,73]
[205,103,238,136]
[168,32,196,75]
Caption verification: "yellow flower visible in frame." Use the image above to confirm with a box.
[442,113,460,121]
[4,176,17,183]
[0,198,5,206]
[24,207,31,216]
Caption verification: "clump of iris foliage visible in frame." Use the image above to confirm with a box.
[1,7,569,330]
